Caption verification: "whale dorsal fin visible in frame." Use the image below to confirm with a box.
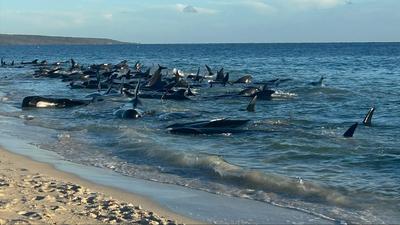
[186,84,195,96]
[246,95,257,112]
[205,65,214,75]
[216,68,224,81]
[222,73,229,86]
[133,79,141,108]
[343,122,358,138]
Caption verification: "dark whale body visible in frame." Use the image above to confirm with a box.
[114,108,142,119]
[22,96,89,108]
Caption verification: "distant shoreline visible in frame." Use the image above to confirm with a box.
[0,34,400,46]
[0,34,133,45]
[1,34,398,45]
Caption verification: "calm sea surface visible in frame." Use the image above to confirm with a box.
[1,43,399,223]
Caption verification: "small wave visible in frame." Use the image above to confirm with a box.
[271,90,298,98]
[118,147,350,207]
[295,86,352,96]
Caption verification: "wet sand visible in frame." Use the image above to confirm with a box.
[0,147,200,224]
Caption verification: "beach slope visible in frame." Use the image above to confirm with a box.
[0,147,198,224]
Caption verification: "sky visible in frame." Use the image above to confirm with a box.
[0,0,399,43]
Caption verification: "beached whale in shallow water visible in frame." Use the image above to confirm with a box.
[167,118,249,129]
[22,96,89,108]
[238,85,275,100]
[162,89,191,101]
[209,72,230,87]
[234,75,252,84]
[21,59,38,65]
[114,108,142,119]
[187,67,204,82]
[205,64,214,76]
[168,127,246,135]
[363,107,375,126]
[145,65,167,90]
[114,80,143,119]
[133,67,151,79]
[167,118,250,134]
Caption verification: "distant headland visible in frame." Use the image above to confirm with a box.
[0,34,132,45]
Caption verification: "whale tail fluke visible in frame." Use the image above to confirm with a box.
[363,107,375,126]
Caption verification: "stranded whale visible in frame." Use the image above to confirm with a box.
[22,96,89,108]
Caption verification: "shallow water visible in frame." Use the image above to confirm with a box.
[1,43,399,223]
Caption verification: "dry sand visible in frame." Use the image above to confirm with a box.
[0,147,201,224]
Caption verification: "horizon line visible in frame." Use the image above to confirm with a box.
[1,33,399,45]
[136,41,400,45]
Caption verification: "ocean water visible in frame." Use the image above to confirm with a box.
[0,43,399,223]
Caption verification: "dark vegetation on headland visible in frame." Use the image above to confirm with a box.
[0,34,131,45]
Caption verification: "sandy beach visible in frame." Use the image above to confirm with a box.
[0,147,199,224]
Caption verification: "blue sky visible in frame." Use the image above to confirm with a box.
[0,0,399,43]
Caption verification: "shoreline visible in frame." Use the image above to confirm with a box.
[0,146,200,224]
[0,114,334,224]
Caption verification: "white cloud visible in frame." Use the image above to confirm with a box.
[2,10,89,28]
[216,0,349,11]
[213,0,276,14]
[176,4,217,14]
[244,0,276,13]
[184,5,198,13]
[103,13,113,20]
[289,0,349,9]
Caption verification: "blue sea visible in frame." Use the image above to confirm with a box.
[0,43,399,223]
